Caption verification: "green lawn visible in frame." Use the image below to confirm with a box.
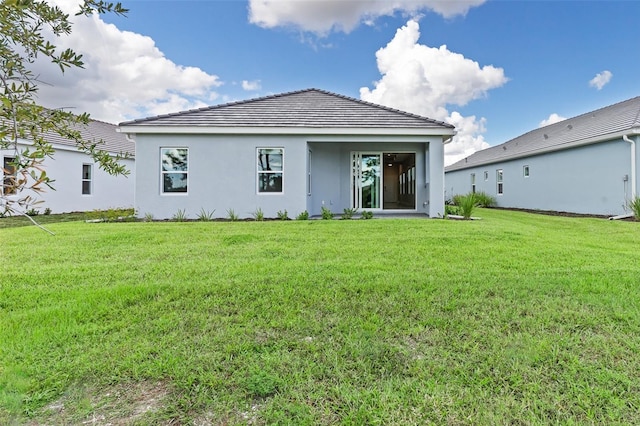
[1,209,639,424]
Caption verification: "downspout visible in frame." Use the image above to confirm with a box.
[610,134,637,220]
[623,134,636,199]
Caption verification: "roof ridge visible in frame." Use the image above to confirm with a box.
[310,88,454,128]
[120,88,454,128]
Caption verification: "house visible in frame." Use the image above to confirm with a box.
[1,119,135,214]
[117,88,455,219]
[445,96,640,217]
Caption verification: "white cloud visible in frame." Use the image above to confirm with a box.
[539,113,567,127]
[589,70,612,90]
[242,80,262,91]
[30,0,222,123]
[249,0,486,34]
[359,20,507,165]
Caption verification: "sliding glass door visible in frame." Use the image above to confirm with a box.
[352,152,416,210]
[352,152,381,209]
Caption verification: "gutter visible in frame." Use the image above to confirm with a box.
[623,134,637,199]
[609,134,637,220]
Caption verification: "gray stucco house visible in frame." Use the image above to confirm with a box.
[1,120,135,214]
[118,89,455,219]
[445,96,640,217]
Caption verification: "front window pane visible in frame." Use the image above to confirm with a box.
[162,148,188,171]
[258,173,283,192]
[162,148,188,193]
[258,148,283,193]
[258,149,283,172]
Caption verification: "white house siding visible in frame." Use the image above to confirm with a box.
[445,137,637,216]
[135,134,308,220]
[1,144,135,214]
[135,134,446,219]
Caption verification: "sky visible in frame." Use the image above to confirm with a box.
[35,0,640,165]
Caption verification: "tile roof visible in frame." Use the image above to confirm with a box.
[446,95,640,172]
[44,119,135,156]
[119,88,455,130]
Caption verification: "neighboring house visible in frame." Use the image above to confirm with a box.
[445,96,640,217]
[1,120,135,214]
[118,88,455,219]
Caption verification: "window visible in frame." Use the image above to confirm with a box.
[471,173,476,193]
[484,171,489,181]
[523,165,530,178]
[82,164,92,195]
[496,169,503,195]
[161,148,188,193]
[2,157,16,195]
[257,148,283,193]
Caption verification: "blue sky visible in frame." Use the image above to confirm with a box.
[41,0,640,164]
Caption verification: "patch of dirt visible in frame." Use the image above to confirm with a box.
[33,380,172,426]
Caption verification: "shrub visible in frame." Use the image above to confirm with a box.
[277,209,289,220]
[252,207,265,221]
[321,206,334,220]
[445,204,460,217]
[172,209,187,222]
[628,196,640,220]
[143,212,154,222]
[43,207,52,215]
[196,208,215,221]
[296,210,309,220]
[226,208,239,221]
[361,210,374,220]
[26,208,39,216]
[341,207,357,220]
[458,193,477,219]
[450,194,465,207]
[474,191,497,207]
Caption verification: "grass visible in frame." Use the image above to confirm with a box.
[1,209,640,424]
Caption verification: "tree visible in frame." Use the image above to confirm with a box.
[0,0,130,217]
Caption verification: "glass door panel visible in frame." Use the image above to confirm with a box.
[361,154,380,209]
[351,152,381,209]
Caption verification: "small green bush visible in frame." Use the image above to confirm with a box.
[296,210,309,220]
[252,207,265,221]
[172,209,187,222]
[26,208,39,216]
[226,208,239,221]
[361,210,374,220]
[458,193,477,219]
[341,208,357,220]
[474,191,497,207]
[277,209,289,220]
[197,208,215,221]
[628,197,640,220]
[321,206,334,220]
[450,194,465,207]
[143,212,154,222]
[445,204,460,217]
[43,207,52,215]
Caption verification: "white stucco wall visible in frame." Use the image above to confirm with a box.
[1,144,135,214]
[445,138,638,216]
[135,133,448,219]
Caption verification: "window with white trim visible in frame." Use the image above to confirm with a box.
[161,148,188,194]
[523,165,530,178]
[82,164,92,195]
[496,169,503,195]
[2,157,16,195]
[471,173,476,193]
[484,171,488,181]
[257,148,283,193]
